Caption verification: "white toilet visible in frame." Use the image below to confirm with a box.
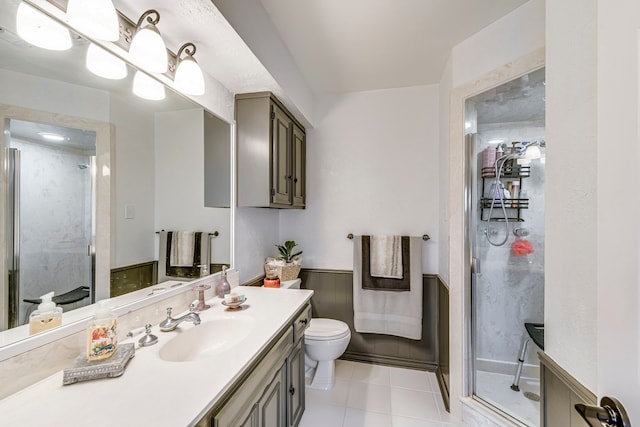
[280,279,351,390]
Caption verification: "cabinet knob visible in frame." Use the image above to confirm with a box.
[287,175,293,180]
[294,178,298,183]
[289,386,295,395]
[299,318,308,325]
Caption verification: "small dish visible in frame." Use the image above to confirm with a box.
[221,297,248,310]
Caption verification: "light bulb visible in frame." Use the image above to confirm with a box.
[524,145,542,160]
[175,56,205,95]
[132,71,165,101]
[16,2,72,51]
[86,43,127,80]
[129,10,167,73]
[66,0,119,41]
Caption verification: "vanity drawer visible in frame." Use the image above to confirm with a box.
[293,303,312,343]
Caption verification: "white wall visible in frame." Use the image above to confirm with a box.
[279,85,440,273]
[595,1,640,419]
[110,94,156,267]
[438,57,453,285]
[450,0,546,88]
[234,208,280,283]
[154,109,231,265]
[0,69,109,121]
[211,0,314,126]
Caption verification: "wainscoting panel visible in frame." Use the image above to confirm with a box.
[437,278,450,409]
[299,269,438,370]
[539,352,595,427]
[110,261,157,297]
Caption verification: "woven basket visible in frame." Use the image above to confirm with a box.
[265,262,301,281]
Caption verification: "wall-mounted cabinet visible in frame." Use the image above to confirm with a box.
[236,92,306,209]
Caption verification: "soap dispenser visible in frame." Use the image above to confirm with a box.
[29,292,63,335]
[86,300,118,361]
[216,265,231,298]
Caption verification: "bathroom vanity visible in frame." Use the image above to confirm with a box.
[0,286,313,427]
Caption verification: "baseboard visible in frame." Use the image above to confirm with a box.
[436,367,450,412]
[341,352,437,371]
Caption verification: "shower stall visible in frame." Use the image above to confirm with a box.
[3,119,96,330]
[466,68,546,426]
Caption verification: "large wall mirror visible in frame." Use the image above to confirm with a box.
[0,0,233,348]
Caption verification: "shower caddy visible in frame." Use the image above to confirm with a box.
[479,162,530,222]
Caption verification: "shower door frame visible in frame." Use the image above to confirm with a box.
[0,103,113,332]
[447,49,545,421]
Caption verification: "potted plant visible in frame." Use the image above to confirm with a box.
[265,240,303,281]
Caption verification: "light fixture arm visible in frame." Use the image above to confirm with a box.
[177,42,197,60]
[135,9,160,30]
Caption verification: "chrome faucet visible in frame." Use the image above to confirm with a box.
[159,304,201,332]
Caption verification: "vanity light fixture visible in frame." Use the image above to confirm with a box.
[132,70,166,101]
[86,43,127,80]
[129,9,167,73]
[16,1,72,51]
[66,0,119,42]
[174,42,205,96]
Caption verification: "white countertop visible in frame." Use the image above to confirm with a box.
[0,286,313,427]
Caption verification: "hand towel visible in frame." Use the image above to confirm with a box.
[362,235,410,291]
[369,235,403,279]
[170,231,196,267]
[353,236,423,340]
[159,231,209,279]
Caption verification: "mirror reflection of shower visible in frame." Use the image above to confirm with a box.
[466,67,546,426]
[4,119,96,329]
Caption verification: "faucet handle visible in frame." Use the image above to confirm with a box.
[165,307,173,317]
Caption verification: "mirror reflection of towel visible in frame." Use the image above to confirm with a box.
[166,231,202,278]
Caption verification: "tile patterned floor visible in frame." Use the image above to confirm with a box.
[299,360,463,427]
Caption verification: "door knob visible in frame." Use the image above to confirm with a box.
[575,396,631,427]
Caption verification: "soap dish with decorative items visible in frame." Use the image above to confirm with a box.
[63,343,135,385]
[221,295,247,311]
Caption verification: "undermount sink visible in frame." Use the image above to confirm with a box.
[159,316,255,362]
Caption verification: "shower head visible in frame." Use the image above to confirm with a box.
[78,163,90,170]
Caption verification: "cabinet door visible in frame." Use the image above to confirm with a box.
[288,340,305,427]
[271,104,291,206]
[260,362,287,427]
[291,125,305,208]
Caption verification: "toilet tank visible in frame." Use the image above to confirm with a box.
[280,278,301,289]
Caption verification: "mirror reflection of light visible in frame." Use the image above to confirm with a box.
[66,0,119,42]
[132,70,165,100]
[102,165,110,176]
[488,139,504,145]
[86,43,127,80]
[465,121,472,129]
[37,132,67,142]
[16,2,72,51]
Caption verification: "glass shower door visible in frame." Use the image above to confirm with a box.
[467,68,546,426]
[5,119,96,328]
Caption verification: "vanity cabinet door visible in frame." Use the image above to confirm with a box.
[271,104,292,206]
[236,92,306,209]
[288,339,305,427]
[291,124,305,208]
[259,362,287,427]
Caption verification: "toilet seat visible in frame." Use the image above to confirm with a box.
[305,318,350,341]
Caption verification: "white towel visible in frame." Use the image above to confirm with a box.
[353,236,423,340]
[170,231,196,267]
[370,235,403,279]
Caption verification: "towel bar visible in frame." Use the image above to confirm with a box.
[346,233,430,241]
[155,230,219,237]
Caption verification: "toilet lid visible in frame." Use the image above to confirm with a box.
[305,318,350,341]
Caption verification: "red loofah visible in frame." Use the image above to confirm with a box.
[512,239,534,256]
